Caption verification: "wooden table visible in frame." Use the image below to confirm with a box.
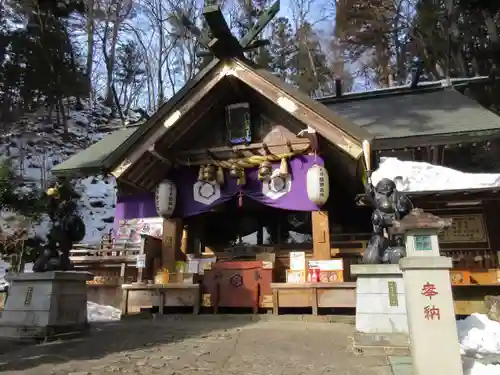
[452,283,500,315]
[121,283,200,316]
[271,282,356,315]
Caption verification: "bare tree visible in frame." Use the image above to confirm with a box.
[95,0,134,107]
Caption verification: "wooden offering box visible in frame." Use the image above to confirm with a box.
[203,260,273,313]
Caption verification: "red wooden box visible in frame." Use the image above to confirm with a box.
[203,261,273,313]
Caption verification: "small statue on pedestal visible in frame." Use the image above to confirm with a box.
[360,140,412,265]
[32,180,86,272]
[363,173,413,264]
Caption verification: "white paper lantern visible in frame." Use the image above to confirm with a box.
[155,180,177,218]
[306,164,329,205]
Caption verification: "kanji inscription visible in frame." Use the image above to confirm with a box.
[421,282,441,320]
[438,214,487,243]
[424,305,441,320]
[421,282,438,299]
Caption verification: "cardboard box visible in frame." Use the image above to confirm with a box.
[286,270,306,284]
[290,252,306,271]
[319,270,343,283]
[308,259,343,271]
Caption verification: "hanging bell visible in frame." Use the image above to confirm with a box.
[258,161,272,181]
[216,166,224,185]
[229,164,240,179]
[203,165,216,181]
[279,157,289,177]
[237,170,246,186]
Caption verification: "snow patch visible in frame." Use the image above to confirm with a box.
[87,301,121,322]
[372,157,500,192]
[0,102,139,246]
[458,313,500,356]
[458,314,500,375]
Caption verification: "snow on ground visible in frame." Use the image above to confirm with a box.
[86,301,121,322]
[458,314,500,375]
[372,157,500,192]
[458,314,500,356]
[0,101,141,245]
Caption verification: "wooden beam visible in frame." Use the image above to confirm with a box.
[312,211,331,260]
[233,60,363,159]
[148,146,172,167]
[239,0,280,48]
[118,177,149,193]
[110,62,226,179]
[180,14,211,46]
[203,6,242,58]
[244,39,270,50]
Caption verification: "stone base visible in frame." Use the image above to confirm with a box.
[0,271,93,340]
[350,264,408,334]
[353,332,410,356]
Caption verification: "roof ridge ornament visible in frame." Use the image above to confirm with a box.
[179,1,280,60]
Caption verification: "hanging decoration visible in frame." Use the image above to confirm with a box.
[179,149,304,170]
[216,166,225,185]
[306,164,329,206]
[262,169,292,200]
[279,157,289,177]
[202,165,216,182]
[258,161,272,181]
[155,180,177,218]
[228,164,246,185]
[193,180,221,205]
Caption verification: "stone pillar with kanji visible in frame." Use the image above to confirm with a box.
[392,209,463,375]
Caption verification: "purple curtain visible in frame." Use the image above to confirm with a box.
[115,155,325,222]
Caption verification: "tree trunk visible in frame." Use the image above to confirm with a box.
[157,0,165,107]
[104,3,122,107]
[86,0,95,92]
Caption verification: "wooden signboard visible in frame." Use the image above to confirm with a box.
[438,214,488,244]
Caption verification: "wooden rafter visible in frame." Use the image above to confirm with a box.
[110,62,226,179]
[148,146,172,167]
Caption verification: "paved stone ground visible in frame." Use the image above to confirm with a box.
[0,317,396,375]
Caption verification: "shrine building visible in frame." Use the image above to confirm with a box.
[53,3,500,315]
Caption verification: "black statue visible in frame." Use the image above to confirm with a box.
[33,181,86,272]
[363,174,413,264]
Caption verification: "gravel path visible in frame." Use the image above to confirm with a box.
[0,317,393,375]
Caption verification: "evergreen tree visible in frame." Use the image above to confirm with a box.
[0,0,87,125]
[268,17,295,80]
[115,40,146,112]
[290,21,333,96]
[0,159,44,269]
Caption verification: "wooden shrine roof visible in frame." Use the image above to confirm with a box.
[52,57,372,188]
[319,77,500,150]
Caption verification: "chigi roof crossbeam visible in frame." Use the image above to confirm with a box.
[180,1,280,60]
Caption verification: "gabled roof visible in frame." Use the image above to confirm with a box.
[52,126,138,176]
[318,77,500,149]
[52,59,221,176]
[53,57,371,180]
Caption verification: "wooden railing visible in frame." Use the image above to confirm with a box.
[70,243,142,265]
